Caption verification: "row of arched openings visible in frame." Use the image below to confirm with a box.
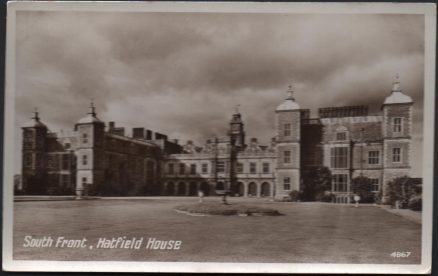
[166,182,210,196]
[165,181,271,197]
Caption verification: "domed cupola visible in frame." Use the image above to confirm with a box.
[383,75,413,105]
[77,101,104,125]
[276,85,300,111]
[22,108,47,129]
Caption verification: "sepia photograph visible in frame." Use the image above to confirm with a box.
[2,1,435,273]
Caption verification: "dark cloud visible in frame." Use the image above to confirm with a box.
[14,11,424,175]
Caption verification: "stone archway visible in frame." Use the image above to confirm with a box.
[216,181,225,191]
[189,182,197,196]
[237,182,245,197]
[261,182,271,197]
[201,182,210,196]
[248,182,257,197]
[167,182,175,195]
[177,182,186,196]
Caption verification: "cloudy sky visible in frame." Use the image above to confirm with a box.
[14,11,425,176]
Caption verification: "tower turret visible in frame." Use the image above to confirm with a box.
[228,105,245,148]
[274,85,301,199]
[382,75,413,203]
[75,101,105,197]
[21,108,48,194]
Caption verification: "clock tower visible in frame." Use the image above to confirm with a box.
[228,105,245,148]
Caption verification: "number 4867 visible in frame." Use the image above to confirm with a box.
[390,252,411,258]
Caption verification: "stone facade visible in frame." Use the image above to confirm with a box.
[19,79,414,202]
[21,104,174,196]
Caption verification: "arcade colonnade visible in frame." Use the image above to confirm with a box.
[162,180,274,198]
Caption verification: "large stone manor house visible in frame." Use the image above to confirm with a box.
[19,78,413,202]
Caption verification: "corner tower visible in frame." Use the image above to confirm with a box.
[382,76,413,203]
[75,101,105,197]
[275,85,301,199]
[21,109,48,194]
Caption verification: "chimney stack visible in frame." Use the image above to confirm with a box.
[109,121,115,131]
[146,129,153,140]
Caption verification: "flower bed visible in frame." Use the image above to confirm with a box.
[174,202,282,216]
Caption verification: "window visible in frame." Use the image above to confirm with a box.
[332,174,348,192]
[216,161,225,173]
[393,117,403,133]
[283,177,291,190]
[263,163,270,173]
[82,133,88,143]
[82,177,87,185]
[179,163,186,175]
[47,155,56,169]
[392,148,401,163]
[147,161,155,182]
[201,163,208,174]
[64,143,71,149]
[82,155,88,166]
[24,154,32,167]
[368,151,380,165]
[168,163,174,174]
[35,154,43,168]
[283,151,291,164]
[236,162,244,174]
[284,123,291,137]
[336,132,347,141]
[250,162,257,174]
[23,130,33,149]
[330,147,348,168]
[61,175,69,187]
[136,159,143,175]
[370,178,379,192]
[62,154,69,170]
[190,164,197,175]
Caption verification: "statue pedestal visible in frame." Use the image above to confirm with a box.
[75,188,84,200]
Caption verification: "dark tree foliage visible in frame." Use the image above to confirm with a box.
[351,176,375,203]
[387,176,421,209]
[301,167,332,201]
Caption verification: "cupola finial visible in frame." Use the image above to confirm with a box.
[88,99,96,117]
[286,84,295,100]
[392,73,401,92]
[32,107,40,121]
[235,104,240,114]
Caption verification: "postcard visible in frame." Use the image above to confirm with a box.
[3,1,435,273]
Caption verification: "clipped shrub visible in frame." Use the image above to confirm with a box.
[351,176,375,203]
[387,176,420,208]
[407,195,422,211]
[373,189,383,204]
[301,167,332,201]
[289,190,301,202]
[315,191,335,202]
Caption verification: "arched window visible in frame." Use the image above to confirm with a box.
[248,182,257,196]
[167,182,175,195]
[216,181,225,190]
[178,182,186,195]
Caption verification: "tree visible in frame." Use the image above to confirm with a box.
[387,176,419,208]
[351,176,375,203]
[301,167,332,201]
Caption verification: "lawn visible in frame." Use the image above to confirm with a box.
[13,197,421,264]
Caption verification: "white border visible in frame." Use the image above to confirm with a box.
[3,1,436,274]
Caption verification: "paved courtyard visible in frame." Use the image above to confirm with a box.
[13,197,421,264]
